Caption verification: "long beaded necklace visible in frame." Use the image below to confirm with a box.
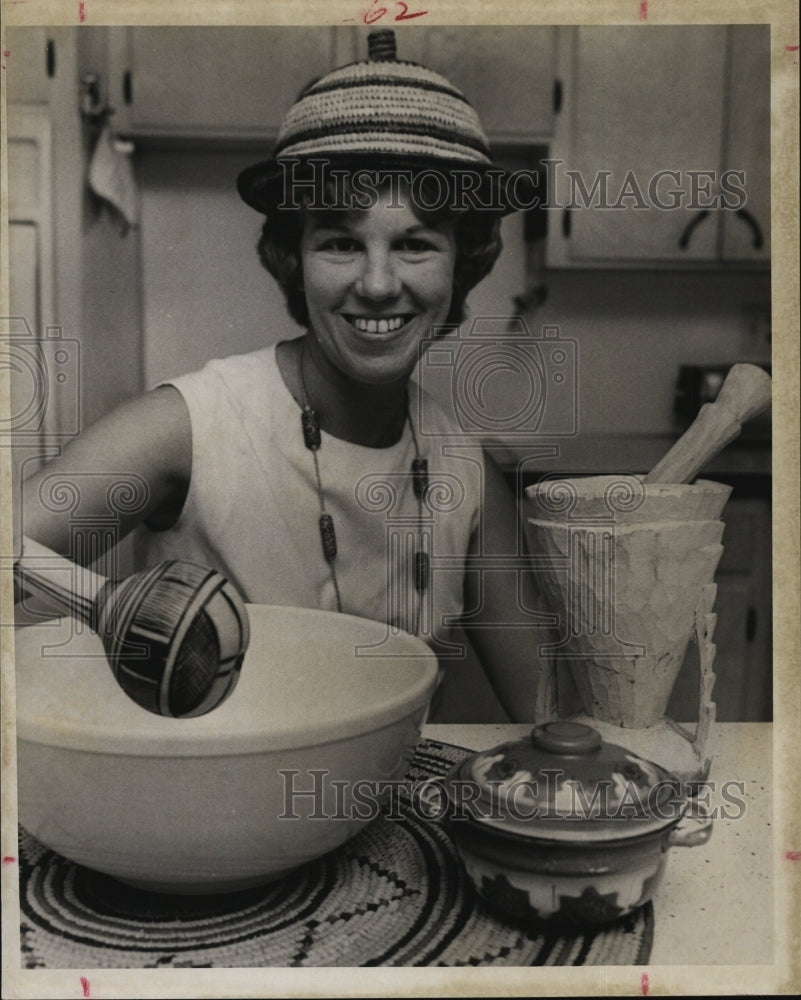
[297,339,430,634]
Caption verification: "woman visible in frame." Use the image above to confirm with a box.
[16,30,552,722]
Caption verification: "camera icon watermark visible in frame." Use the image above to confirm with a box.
[0,317,81,440]
[417,317,578,440]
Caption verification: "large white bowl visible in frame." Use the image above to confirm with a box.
[15,604,439,894]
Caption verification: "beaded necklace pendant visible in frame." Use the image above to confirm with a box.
[412,457,428,501]
[301,405,321,451]
[297,341,429,629]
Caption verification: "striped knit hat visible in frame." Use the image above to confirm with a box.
[237,29,510,215]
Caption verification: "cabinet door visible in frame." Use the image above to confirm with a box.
[707,575,755,722]
[111,27,338,140]
[720,25,771,262]
[718,498,772,721]
[6,106,57,489]
[667,498,772,723]
[384,26,557,143]
[549,26,729,265]
[4,27,51,104]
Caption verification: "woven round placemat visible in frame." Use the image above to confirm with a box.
[18,739,653,969]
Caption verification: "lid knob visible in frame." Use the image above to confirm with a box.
[530,721,602,755]
[368,29,398,61]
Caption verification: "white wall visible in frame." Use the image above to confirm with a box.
[517,267,771,435]
[138,148,297,388]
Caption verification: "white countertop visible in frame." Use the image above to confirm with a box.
[422,721,773,967]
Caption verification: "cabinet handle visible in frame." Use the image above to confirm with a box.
[46,38,55,78]
[123,70,133,105]
[562,207,572,238]
[553,78,563,115]
[746,606,757,642]
[735,208,764,250]
[678,209,711,249]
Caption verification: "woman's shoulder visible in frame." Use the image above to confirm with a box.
[164,343,302,446]
[168,345,280,392]
[159,346,287,419]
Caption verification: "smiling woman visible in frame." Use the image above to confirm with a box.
[255,169,504,332]
[16,28,554,724]
[298,185,457,389]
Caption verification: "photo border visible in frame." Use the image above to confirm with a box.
[1,2,798,997]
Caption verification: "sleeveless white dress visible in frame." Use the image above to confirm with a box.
[139,343,483,646]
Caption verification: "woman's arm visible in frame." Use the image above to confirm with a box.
[460,451,558,723]
[17,385,192,561]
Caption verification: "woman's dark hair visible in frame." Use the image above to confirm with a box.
[256,169,503,327]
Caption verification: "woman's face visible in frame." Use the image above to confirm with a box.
[300,184,457,386]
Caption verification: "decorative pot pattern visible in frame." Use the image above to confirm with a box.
[437,722,713,926]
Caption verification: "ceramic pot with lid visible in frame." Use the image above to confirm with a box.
[433,721,712,926]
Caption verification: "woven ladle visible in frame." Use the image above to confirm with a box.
[15,537,250,718]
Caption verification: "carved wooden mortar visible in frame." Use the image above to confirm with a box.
[525,476,730,728]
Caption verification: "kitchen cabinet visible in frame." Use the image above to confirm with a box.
[107,27,349,141]
[668,496,772,723]
[719,26,772,262]
[6,105,57,490]
[105,25,557,145]
[370,26,557,143]
[5,27,143,579]
[546,25,770,268]
[5,28,142,432]
[3,27,52,104]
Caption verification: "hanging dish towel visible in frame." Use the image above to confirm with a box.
[88,122,138,233]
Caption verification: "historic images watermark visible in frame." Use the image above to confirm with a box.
[277,768,749,824]
[417,317,578,439]
[276,157,750,214]
[1,317,82,442]
[2,314,154,632]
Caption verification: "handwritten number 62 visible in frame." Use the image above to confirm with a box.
[363,1,428,25]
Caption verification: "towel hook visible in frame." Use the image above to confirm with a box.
[80,72,114,123]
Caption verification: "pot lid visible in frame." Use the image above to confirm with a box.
[447,722,684,842]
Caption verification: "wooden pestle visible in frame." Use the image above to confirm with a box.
[15,537,250,718]
[646,364,771,484]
